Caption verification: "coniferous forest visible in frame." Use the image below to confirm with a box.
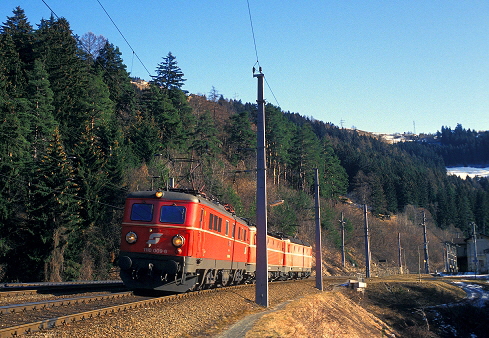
[1,7,489,282]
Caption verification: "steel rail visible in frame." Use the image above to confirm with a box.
[0,289,38,299]
[0,289,216,337]
[0,292,133,314]
[0,280,124,291]
[0,280,309,337]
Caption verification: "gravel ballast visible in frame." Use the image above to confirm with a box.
[26,280,322,337]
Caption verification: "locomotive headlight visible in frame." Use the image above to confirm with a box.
[172,234,185,247]
[125,231,138,244]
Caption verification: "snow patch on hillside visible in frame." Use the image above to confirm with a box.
[446,167,489,179]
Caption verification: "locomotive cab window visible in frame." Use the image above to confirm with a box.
[131,203,153,221]
[160,205,186,224]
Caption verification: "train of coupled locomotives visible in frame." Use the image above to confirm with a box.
[118,189,312,292]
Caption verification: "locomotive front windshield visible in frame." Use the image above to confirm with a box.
[160,205,186,224]
[131,203,153,221]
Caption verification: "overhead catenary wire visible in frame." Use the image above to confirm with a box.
[246,0,260,68]
[95,0,153,78]
[246,0,281,108]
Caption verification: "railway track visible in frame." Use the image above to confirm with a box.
[0,290,159,337]
[0,279,250,337]
[0,279,316,337]
[0,280,124,292]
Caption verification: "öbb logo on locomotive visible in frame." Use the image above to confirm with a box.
[118,189,312,292]
[146,233,164,245]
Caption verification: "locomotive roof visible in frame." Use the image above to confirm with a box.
[268,231,311,247]
[126,190,249,225]
[126,191,309,246]
[127,190,200,202]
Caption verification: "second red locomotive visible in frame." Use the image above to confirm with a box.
[118,189,312,292]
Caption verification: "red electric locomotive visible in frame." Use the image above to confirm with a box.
[118,189,312,292]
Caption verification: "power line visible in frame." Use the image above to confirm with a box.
[246,1,280,108]
[95,0,153,78]
[40,0,57,16]
[246,0,260,68]
[264,77,280,108]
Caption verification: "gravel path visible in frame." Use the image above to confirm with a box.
[215,300,294,338]
[26,280,322,337]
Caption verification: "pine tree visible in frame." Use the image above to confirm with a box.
[140,84,185,151]
[0,64,32,266]
[226,110,256,166]
[95,41,134,114]
[320,140,348,200]
[0,6,34,95]
[24,127,81,281]
[25,59,57,152]
[128,110,161,163]
[191,110,222,158]
[265,104,294,186]
[153,52,186,90]
[34,16,91,148]
[289,124,322,191]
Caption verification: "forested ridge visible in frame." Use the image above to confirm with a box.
[1,7,487,282]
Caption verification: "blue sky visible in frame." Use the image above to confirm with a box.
[2,1,489,134]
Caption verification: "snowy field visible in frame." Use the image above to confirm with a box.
[446,167,489,179]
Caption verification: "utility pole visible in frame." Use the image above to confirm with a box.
[314,169,323,291]
[398,232,402,274]
[364,204,371,278]
[254,68,268,307]
[472,222,478,275]
[422,211,430,274]
[340,212,345,268]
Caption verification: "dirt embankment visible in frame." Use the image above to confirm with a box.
[249,291,395,337]
[245,275,474,338]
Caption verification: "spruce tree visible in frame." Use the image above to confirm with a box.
[289,124,322,191]
[34,16,90,148]
[95,41,134,115]
[0,6,34,94]
[226,110,256,166]
[153,51,186,90]
[25,127,81,281]
[191,110,222,158]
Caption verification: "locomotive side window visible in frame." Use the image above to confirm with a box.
[160,206,186,224]
[218,218,222,233]
[214,215,218,230]
[131,203,153,221]
[238,227,242,240]
[209,214,214,229]
[225,220,229,236]
[243,229,247,241]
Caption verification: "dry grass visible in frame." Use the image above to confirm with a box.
[248,291,395,337]
[344,275,467,337]
[247,275,470,338]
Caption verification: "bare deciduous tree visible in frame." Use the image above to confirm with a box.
[79,32,107,59]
